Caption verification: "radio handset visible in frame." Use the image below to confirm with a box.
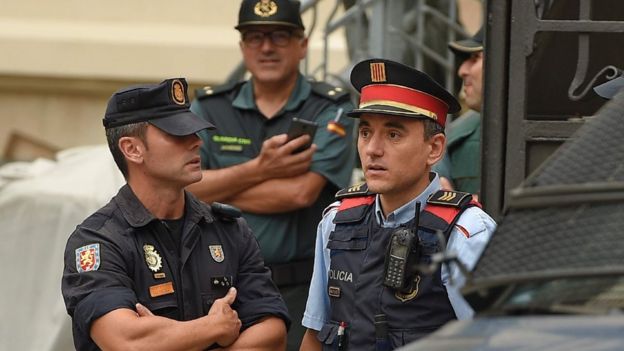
[382,203,421,292]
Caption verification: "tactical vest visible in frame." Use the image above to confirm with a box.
[317,186,477,350]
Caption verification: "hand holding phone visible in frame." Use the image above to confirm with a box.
[286,117,318,153]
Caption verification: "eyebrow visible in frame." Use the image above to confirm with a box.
[359,120,407,130]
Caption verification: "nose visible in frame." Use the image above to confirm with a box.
[363,133,384,158]
[185,133,202,149]
[259,35,275,51]
[458,59,471,79]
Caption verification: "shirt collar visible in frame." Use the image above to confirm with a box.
[231,73,310,112]
[115,184,213,229]
[374,172,441,228]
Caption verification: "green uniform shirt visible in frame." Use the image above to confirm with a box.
[190,74,356,264]
[434,110,481,194]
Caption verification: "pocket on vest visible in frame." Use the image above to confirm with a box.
[328,228,368,250]
[388,325,441,347]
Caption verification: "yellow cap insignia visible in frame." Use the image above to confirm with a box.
[254,0,278,17]
[171,79,186,105]
[143,244,163,272]
[209,245,225,263]
[370,62,387,82]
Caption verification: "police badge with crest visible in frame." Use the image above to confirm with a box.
[254,0,278,17]
[209,245,225,263]
[143,244,163,272]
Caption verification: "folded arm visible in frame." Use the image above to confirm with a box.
[187,134,315,204]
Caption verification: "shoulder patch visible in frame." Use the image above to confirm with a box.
[310,80,350,102]
[194,80,242,100]
[335,183,374,199]
[427,190,472,207]
[210,202,241,221]
[75,243,101,273]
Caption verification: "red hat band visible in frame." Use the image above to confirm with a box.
[359,84,449,126]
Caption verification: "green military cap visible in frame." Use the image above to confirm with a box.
[448,25,484,59]
[235,0,305,31]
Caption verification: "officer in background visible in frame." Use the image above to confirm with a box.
[434,26,484,195]
[61,78,289,350]
[188,1,356,349]
[300,59,496,350]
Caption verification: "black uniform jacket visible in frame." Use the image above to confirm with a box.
[61,184,289,350]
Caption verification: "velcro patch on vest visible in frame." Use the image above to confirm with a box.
[427,190,471,207]
[328,286,341,298]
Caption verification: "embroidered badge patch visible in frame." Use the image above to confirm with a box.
[395,275,421,302]
[254,0,278,17]
[143,244,163,272]
[171,79,186,105]
[75,243,101,273]
[209,245,225,263]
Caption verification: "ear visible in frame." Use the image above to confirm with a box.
[118,136,145,167]
[427,133,446,166]
[299,37,309,59]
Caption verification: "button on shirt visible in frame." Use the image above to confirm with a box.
[302,174,497,331]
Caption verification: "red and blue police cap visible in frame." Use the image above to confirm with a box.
[235,0,304,31]
[103,78,215,136]
[348,58,460,128]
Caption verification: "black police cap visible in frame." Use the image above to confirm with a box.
[235,0,304,31]
[348,58,460,128]
[103,78,215,136]
[449,25,484,57]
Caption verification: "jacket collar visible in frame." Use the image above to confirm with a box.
[114,184,214,229]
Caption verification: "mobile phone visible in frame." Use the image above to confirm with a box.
[286,118,318,153]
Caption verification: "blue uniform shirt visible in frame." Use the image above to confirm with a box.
[302,174,497,331]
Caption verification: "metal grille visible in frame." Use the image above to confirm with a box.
[525,90,624,186]
[471,91,624,283]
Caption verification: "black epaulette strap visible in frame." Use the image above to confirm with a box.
[335,183,375,200]
[309,80,350,102]
[194,81,242,100]
[420,190,479,239]
[210,202,242,222]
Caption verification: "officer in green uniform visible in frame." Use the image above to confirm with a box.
[187,1,356,349]
[434,26,484,195]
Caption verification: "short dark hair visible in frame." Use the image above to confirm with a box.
[105,122,148,179]
[423,119,444,139]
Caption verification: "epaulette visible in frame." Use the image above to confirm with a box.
[210,202,242,222]
[194,80,242,100]
[309,80,350,102]
[335,183,375,200]
[426,190,473,207]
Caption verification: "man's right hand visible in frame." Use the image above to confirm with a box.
[255,134,316,179]
[208,287,242,347]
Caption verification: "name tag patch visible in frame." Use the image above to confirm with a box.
[150,281,175,297]
[328,286,341,298]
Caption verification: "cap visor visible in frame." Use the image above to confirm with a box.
[448,40,483,55]
[149,112,215,136]
[347,105,436,120]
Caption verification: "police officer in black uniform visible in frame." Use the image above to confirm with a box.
[188,1,356,350]
[61,78,289,350]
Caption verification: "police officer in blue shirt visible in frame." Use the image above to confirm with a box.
[300,59,496,350]
[61,78,289,350]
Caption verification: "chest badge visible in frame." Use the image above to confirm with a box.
[395,275,421,302]
[209,245,225,263]
[143,244,163,272]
